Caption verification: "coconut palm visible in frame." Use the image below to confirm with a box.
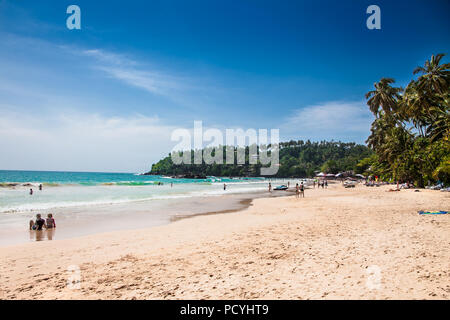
[366,113,397,151]
[365,78,402,117]
[402,80,435,136]
[404,54,450,138]
[413,53,450,95]
[426,105,450,142]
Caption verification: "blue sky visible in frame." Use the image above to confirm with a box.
[0,0,449,172]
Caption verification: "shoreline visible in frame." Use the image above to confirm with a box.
[0,188,295,247]
[1,183,448,299]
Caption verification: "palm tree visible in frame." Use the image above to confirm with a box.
[402,80,434,136]
[413,53,450,95]
[365,78,403,117]
[404,54,450,138]
[366,113,397,151]
[426,105,450,142]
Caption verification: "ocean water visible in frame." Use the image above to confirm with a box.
[0,170,307,245]
[0,170,269,214]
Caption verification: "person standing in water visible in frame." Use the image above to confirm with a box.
[39,184,43,191]
[29,188,33,195]
[223,183,227,191]
[34,214,46,230]
[46,214,56,229]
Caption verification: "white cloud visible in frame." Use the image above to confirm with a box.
[284,101,373,143]
[81,48,185,96]
[81,49,137,66]
[0,109,178,173]
[98,66,180,96]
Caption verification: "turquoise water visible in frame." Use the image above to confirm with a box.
[0,170,269,214]
[0,170,303,245]
[0,170,255,186]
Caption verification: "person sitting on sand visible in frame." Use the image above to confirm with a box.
[46,213,56,229]
[34,214,46,231]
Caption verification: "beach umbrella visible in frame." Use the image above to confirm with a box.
[316,172,325,177]
[355,174,365,178]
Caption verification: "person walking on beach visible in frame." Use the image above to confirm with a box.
[224,183,227,191]
[300,182,305,198]
[313,180,316,188]
[295,183,300,198]
[325,180,328,188]
[268,182,272,192]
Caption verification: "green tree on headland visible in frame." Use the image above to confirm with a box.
[147,141,373,178]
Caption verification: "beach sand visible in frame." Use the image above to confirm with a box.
[0,183,449,299]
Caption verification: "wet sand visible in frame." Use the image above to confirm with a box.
[0,189,293,246]
[0,183,449,299]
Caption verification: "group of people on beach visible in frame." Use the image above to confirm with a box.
[295,183,305,198]
[29,213,56,231]
[266,178,331,199]
[267,181,305,198]
[313,180,327,189]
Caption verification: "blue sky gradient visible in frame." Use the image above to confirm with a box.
[0,0,449,172]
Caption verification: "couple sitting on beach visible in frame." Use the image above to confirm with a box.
[29,213,56,231]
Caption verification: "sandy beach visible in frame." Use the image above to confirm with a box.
[0,183,449,300]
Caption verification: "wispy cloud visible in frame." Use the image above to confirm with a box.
[283,101,373,143]
[98,67,181,95]
[80,48,186,96]
[82,49,137,67]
